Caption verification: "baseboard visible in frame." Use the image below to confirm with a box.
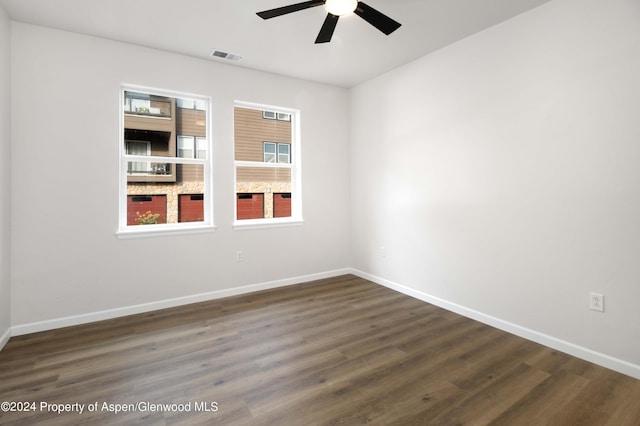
[0,326,10,351]
[10,267,639,380]
[10,268,352,337]
[350,268,640,380]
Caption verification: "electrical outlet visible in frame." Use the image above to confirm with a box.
[236,250,244,262]
[589,292,604,312]
[379,246,386,258]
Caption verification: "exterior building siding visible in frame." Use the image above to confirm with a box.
[235,166,291,183]
[176,108,206,137]
[234,107,291,162]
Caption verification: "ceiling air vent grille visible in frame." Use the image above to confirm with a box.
[211,50,243,62]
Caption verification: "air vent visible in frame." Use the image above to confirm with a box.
[211,49,243,62]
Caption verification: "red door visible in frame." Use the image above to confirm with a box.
[273,193,291,218]
[179,194,204,222]
[127,195,166,225]
[237,193,264,219]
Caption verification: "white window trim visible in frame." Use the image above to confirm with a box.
[233,101,303,229]
[117,84,215,238]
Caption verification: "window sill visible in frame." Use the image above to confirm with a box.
[116,223,217,239]
[232,218,304,230]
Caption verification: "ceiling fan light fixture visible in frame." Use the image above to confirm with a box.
[256,0,400,44]
[325,0,358,16]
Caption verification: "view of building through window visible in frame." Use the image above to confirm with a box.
[234,105,298,221]
[121,89,210,230]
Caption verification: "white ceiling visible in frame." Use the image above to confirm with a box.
[0,0,551,88]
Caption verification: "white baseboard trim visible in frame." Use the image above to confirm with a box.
[0,326,10,351]
[351,268,640,380]
[10,268,352,337]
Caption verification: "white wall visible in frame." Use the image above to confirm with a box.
[0,4,10,347]
[10,23,351,330]
[350,0,640,375]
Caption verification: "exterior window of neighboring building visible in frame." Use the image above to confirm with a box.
[263,142,290,163]
[278,143,290,164]
[118,85,213,237]
[263,110,291,121]
[263,142,276,163]
[126,141,150,174]
[234,102,301,226]
[178,136,207,159]
[177,98,207,110]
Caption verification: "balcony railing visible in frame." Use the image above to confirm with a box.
[124,93,172,118]
[127,162,172,176]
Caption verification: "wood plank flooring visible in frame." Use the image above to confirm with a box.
[1,275,639,425]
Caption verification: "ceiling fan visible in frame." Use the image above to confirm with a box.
[256,0,401,44]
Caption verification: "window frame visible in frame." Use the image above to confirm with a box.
[262,110,276,120]
[263,142,277,163]
[178,135,208,160]
[177,135,195,159]
[177,98,207,111]
[277,143,291,164]
[262,110,291,122]
[277,112,291,121]
[262,142,291,164]
[125,140,151,174]
[234,101,302,229]
[117,84,215,238]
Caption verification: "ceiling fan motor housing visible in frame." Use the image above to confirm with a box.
[256,0,401,44]
[325,0,358,16]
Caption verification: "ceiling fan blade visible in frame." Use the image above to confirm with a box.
[315,13,339,43]
[257,0,325,19]
[354,1,401,35]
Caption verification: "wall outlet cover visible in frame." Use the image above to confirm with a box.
[589,292,604,312]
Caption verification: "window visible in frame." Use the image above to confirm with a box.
[278,143,290,164]
[263,142,290,164]
[263,142,276,163]
[118,86,213,237]
[234,102,301,226]
[196,138,207,159]
[277,112,291,121]
[262,110,291,121]
[177,98,207,110]
[178,136,194,159]
[126,141,150,174]
[178,136,207,159]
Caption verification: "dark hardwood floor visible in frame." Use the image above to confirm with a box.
[1,275,639,425]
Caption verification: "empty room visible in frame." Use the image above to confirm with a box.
[1,0,639,424]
